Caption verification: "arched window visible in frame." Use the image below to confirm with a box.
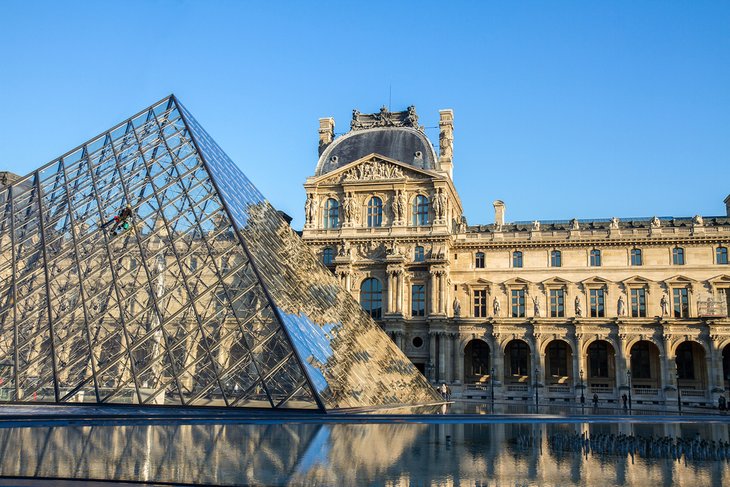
[673,247,685,265]
[412,195,429,226]
[717,246,729,265]
[360,278,382,319]
[323,198,339,229]
[675,342,695,380]
[367,197,383,228]
[631,248,642,266]
[475,252,485,269]
[322,247,334,266]
[414,245,425,262]
[512,251,523,268]
[590,249,601,267]
[550,250,561,267]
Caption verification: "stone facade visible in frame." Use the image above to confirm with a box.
[302,106,730,406]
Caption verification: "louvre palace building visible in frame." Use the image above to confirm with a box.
[301,106,730,406]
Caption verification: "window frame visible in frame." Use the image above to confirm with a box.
[511,289,526,318]
[589,249,601,267]
[322,247,334,266]
[672,287,689,318]
[630,248,642,266]
[630,287,647,318]
[473,289,487,318]
[414,245,425,262]
[512,251,523,268]
[366,196,383,228]
[589,288,606,318]
[413,195,430,226]
[550,250,562,268]
[717,246,729,265]
[549,288,565,318]
[672,247,685,265]
[411,284,426,317]
[360,278,383,319]
[475,251,485,269]
[323,198,339,229]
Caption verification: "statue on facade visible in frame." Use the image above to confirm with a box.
[651,216,661,228]
[439,125,454,160]
[532,220,541,231]
[350,109,363,130]
[304,194,314,224]
[433,188,446,219]
[405,105,419,128]
[693,214,704,226]
[575,296,583,317]
[570,218,579,230]
[660,294,669,317]
[493,297,501,317]
[532,296,541,317]
[453,297,461,317]
[393,190,406,221]
[458,215,467,233]
[342,192,354,223]
[617,295,626,317]
[610,217,620,229]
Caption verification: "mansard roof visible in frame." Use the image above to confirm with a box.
[315,106,438,176]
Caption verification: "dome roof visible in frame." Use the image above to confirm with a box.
[315,126,438,176]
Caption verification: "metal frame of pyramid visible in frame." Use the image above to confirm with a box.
[0,95,441,410]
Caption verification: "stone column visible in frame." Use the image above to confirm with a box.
[616,334,629,393]
[438,332,447,381]
[711,336,726,393]
[439,272,446,314]
[429,331,437,382]
[661,334,674,399]
[574,334,584,394]
[387,271,395,314]
[396,270,404,314]
[453,333,462,384]
[429,270,438,315]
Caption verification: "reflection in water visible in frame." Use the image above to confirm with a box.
[0,421,728,486]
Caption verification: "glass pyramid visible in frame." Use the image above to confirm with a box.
[0,96,441,410]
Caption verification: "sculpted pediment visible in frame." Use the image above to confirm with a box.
[314,153,437,185]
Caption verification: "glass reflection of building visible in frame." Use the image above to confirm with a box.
[0,96,440,410]
[0,421,727,485]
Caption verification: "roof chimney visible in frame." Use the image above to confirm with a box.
[438,109,454,179]
[493,200,505,228]
[318,117,335,156]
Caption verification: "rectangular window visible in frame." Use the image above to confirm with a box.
[511,289,525,318]
[672,247,685,265]
[475,252,485,269]
[630,288,647,318]
[473,290,487,317]
[550,250,561,267]
[589,289,605,318]
[512,251,523,268]
[631,249,642,266]
[411,285,425,317]
[549,289,565,318]
[673,288,689,318]
[590,249,601,267]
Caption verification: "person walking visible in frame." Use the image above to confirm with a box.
[719,395,727,413]
[440,383,448,400]
[622,394,628,409]
[592,393,599,408]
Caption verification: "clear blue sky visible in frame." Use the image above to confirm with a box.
[1,1,728,229]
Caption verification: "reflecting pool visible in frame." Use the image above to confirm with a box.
[0,419,729,486]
